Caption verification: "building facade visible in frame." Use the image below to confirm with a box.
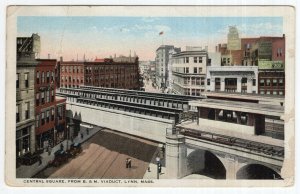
[59,56,141,90]
[171,47,207,96]
[16,34,40,158]
[35,59,67,150]
[155,45,181,89]
[206,66,258,93]
[214,27,285,96]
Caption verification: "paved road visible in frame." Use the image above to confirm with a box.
[35,129,158,179]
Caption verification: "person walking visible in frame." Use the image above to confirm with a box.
[38,155,42,165]
[126,158,129,168]
[128,158,132,168]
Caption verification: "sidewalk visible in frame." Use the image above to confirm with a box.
[16,124,102,178]
[143,146,167,179]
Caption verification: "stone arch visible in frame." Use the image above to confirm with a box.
[186,149,226,179]
[236,163,282,179]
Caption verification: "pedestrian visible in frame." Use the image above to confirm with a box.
[147,166,151,172]
[48,145,51,155]
[128,158,132,168]
[38,155,42,165]
[125,158,129,168]
[81,133,84,139]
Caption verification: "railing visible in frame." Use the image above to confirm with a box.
[176,126,284,158]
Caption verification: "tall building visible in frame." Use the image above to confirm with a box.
[59,55,141,90]
[171,46,207,96]
[16,34,40,158]
[155,45,181,89]
[35,59,67,150]
[214,27,285,96]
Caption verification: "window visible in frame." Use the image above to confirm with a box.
[194,67,197,74]
[16,73,19,88]
[35,115,39,128]
[185,67,189,73]
[16,105,20,122]
[198,67,202,73]
[252,79,256,86]
[41,92,45,104]
[61,66,64,73]
[227,58,230,63]
[191,89,196,96]
[25,102,29,119]
[259,79,265,87]
[273,79,278,86]
[41,112,45,125]
[273,91,278,95]
[207,79,210,86]
[266,91,271,95]
[186,57,189,63]
[42,72,45,83]
[266,79,271,86]
[51,72,54,82]
[46,71,50,83]
[36,71,40,84]
[279,79,284,86]
[279,91,284,95]
[196,77,201,85]
[191,77,196,85]
[201,77,205,85]
[46,110,50,123]
[24,73,29,88]
[46,91,50,103]
[51,90,54,101]
[260,91,265,95]
[51,108,54,121]
[36,93,40,106]
[199,57,203,63]
[196,89,201,96]
[61,76,64,82]
[194,57,197,63]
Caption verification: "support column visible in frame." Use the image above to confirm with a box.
[237,78,242,93]
[221,78,225,91]
[224,154,238,179]
[210,77,215,92]
[247,78,253,94]
[166,134,187,178]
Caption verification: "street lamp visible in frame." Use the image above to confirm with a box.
[66,124,69,150]
[156,156,160,179]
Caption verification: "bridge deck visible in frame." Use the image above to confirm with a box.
[177,121,284,147]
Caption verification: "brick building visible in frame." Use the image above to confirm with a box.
[16,34,67,161]
[58,56,141,90]
[215,27,285,96]
[35,59,67,150]
[16,34,39,158]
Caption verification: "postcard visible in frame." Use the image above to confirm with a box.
[5,5,295,187]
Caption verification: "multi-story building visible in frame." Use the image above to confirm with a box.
[59,55,141,90]
[35,59,66,150]
[214,27,285,96]
[155,45,181,89]
[171,46,207,96]
[250,36,285,95]
[16,34,40,158]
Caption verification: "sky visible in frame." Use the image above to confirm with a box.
[17,16,283,61]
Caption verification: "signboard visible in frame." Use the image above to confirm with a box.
[258,60,284,69]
